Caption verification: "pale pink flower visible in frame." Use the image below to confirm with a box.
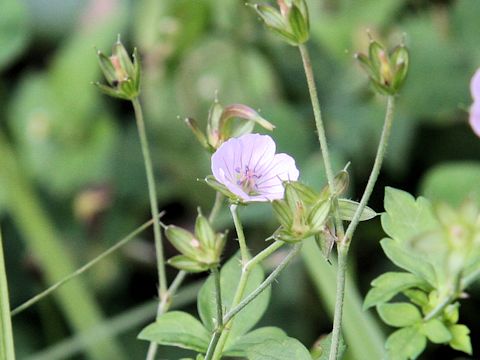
[469,68,480,137]
[211,134,299,202]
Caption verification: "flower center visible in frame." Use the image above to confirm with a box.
[235,166,260,195]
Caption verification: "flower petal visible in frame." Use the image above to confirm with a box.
[470,68,480,101]
[469,101,480,137]
[239,133,276,173]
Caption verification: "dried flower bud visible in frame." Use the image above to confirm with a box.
[94,36,141,100]
[249,0,309,46]
[355,39,409,95]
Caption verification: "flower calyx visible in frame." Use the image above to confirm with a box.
[186,101,275,152]
[249,0,310,46]
[165,210,226,273]
[94,36,141,101]
[355,38,409,96]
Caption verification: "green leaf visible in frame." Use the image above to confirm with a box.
[377,303,421,327]
[338,199,377,222]
[380,238,437,286]
[197,253,270,347]
[420,162,480,207]
[448,324,472,355]
[138,311,210,352]
[422,319,451,344]
[364,272,428,309]
[0,229,15,360]
[386,326,427,360]
[224,327,287,357]
[246,337,312,360]
[381,187,439,244]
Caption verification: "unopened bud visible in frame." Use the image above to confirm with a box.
[356,39,410,95]
[95,36,141,100]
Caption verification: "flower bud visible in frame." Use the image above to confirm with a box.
[355,39,409,95]
[94,36,141,100]
[187,100,275,152]
[249,0,309,46]
[272,181,333,243]
[165,211,226,273]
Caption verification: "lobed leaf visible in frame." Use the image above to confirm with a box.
[363,272,428,309]
[138,311,210,352]
[377,303,421,328]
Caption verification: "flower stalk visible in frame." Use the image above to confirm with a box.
[329,95,396,360]
[205,240,285,360]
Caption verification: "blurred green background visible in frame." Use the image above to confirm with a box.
[1,0,479,359]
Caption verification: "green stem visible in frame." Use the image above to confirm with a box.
[11,217,161,317]
[224,243,301,324]
[145,271,187,360]
[298,44,345,239]
[329,96,396,360]
[204,267,224,360]
[213,267,223,329]
[132,98,167,298]
[207,241,284,360]
[302,239,385,360]
[0,227,15,360]
[424,294,455,322]
[343,96,396,244]
[328,244,348,360]
[230,204,250,264]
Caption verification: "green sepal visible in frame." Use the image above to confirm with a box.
[285,181,318,205]
[168,255,211,273]
[307,199,331,232]
[93,82,131,100]
[288,4,309,44]
[165,225,199,260]
[195,212,216,249]
[96,51,117,86]
[272,199,293,228]
[337,199,377,222]
[204,175,241,202]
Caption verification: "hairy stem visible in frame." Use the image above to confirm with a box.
[204,267,224,360]
[145,271,187,360]
[328,244,348,360]
[230,204,250,264]
[329,96,396,360]
[132,98,167,298]
[224,244,301,324]
[298,44,345,239]
[206,241,284,360]
[343,96,396,244]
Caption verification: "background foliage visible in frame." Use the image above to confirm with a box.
[1,0,479,359]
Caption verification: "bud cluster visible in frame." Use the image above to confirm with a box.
[355,39,409,95]
[165,211,226,273]
[250,0,310,46]
[186,101,275,153]
[95,36,141,100]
